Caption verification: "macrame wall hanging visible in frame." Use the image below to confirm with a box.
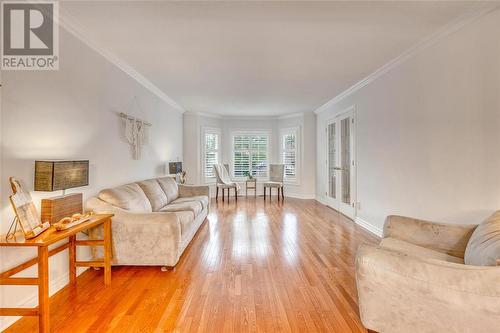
[119,97,152,160]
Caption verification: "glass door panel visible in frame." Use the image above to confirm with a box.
[328,123,337,200]
[325,110,355,219]
[341,118,351,205]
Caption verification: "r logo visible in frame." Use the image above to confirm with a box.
[1,1,58,70]
[2,2,54,56]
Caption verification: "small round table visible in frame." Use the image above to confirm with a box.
[245,178,257,197]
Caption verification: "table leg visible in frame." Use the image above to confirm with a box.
[69,235,76,285]
[38,246,50,333]
[104,219,112,286]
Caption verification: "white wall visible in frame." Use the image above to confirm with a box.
[0,28,183,329]
[184,112,316,199]
[316,8,500,235]
[183,112,202,184]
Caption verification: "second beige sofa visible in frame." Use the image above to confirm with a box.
[86,177,209,267]
[356,214,500,333]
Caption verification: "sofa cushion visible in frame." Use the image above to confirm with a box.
[173,211,195,235]
[465,211,500,266]
[160,201,202,217]
[380,237,464,264]
[157,177,179,203]
[137,179,168,211]
[98,183,152,212]
[172,196,209,210]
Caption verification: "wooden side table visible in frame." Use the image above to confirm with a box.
[246,178,257,197]
[0,214,113,333]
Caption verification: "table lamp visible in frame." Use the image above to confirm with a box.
[34,160,89,224]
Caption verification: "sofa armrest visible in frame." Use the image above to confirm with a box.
[383,215,477,258]
[356,244,500,333]
[178,184,210,198]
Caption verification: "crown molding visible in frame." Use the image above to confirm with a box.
[184,111,223,119]
[185,111,309,120]
[222,112,304,121]
[223,115,277,121]
[314,4,500,114]
[277,112,306,120]
[58,7,184,113]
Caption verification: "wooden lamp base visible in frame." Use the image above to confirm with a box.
[41,193,83,225]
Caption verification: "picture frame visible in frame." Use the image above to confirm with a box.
[9,177,50,239]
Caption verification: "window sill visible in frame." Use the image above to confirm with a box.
[232,177,269,182]
[284,179,300,186]
[204,178,217,185]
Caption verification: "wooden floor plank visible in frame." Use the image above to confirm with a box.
[4,198,378,333]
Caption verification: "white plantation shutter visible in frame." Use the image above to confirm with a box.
[233,133,269,178]
[205,152,218,178]
[250,136,268,178]
[234,151,250,177]
[281,128,299,182]
[203,129,220,181]
[283,151,296,176]
[234,136,250,150]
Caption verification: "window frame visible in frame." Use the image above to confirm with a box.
[201,127,222,184]
[230,130,271,181]
[280,126,301,185]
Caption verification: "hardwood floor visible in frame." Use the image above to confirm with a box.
[5,198,379,333]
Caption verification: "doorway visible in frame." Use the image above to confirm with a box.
[325,107,356,219]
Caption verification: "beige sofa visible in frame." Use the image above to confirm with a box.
[356,215,500,333]
[86,177,209,267]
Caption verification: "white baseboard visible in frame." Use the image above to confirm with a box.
[209,189,315,200]
[285,193,316,200]
[0,264,89,331]
[355,217,383,238]
[315,195,328,206]
[313,197,383,238]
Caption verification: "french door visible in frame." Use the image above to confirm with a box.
[325,108,356,219]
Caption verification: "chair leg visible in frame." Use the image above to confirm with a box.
[264,186,266,199]
[222,188,225,202]
[281,186,284,200]
[216,187,219,201]
[235,187,238,201]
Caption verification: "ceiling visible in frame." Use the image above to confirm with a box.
[61,1,489,116]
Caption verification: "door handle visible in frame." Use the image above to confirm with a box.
[333,167,342,171]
